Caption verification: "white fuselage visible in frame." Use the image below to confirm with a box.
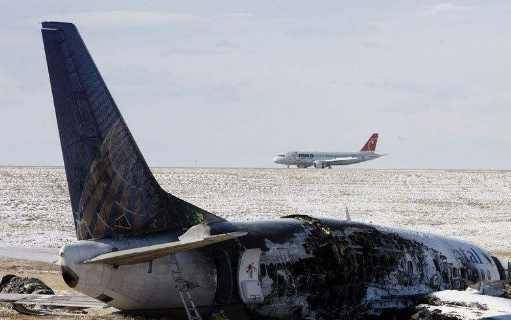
[58,235,217,311]
[273,151,383,168]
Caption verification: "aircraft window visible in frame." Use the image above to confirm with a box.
[480,269,485,281]
[298,154,313,158]
[407,261,413,274]
[277,154,285,157]
[487,270,491,280]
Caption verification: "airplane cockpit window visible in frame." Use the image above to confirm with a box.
[277,154,285,157]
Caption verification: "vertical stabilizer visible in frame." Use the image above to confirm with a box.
[41,22,223,240]
[360,133,378,152]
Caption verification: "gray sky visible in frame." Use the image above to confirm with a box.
[1,1,511,168]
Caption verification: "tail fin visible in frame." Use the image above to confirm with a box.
[41,22,223,240]
[360,133,378,152]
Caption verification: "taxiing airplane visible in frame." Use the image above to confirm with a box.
[0,22,507,320]
[274,133,385,168]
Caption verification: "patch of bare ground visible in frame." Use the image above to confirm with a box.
[0,258,65,291]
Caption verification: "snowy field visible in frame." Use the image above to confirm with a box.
[0,167,510,257]
[420,289,511,319]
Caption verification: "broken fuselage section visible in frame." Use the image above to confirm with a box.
[59,215,506,320]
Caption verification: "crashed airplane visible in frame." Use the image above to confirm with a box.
[0,22,508,320]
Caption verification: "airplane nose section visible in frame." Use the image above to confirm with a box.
[273,156,282,164]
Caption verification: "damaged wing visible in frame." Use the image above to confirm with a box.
[0,293,107,308]
[85,231,247,266]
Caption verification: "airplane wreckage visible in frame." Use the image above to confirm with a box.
[0,22,509,320]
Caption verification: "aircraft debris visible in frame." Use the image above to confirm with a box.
[0,274,54,295]
[410,308,463,320]
[411,289,511,320]
[0,274,103,316]
[0,274,54,315]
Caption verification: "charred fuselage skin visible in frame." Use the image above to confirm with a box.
[212,216,502,319]
[60,216,504,320]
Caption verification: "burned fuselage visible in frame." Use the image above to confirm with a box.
[59,215,504,320]
[209,215,504,319]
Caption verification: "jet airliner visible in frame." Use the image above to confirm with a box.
[0,22,507,320]
[274,133,385,168]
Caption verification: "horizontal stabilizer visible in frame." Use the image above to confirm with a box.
[85,231,247,266]
[0,293,106,308]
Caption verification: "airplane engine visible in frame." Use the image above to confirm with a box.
[313,160,328,168]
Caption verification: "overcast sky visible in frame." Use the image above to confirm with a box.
[1,1,511,168]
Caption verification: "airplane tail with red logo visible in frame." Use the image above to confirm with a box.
[360,133,378,152]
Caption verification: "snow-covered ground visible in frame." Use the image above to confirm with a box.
[418,289,511,319]
[0,167,510,259]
